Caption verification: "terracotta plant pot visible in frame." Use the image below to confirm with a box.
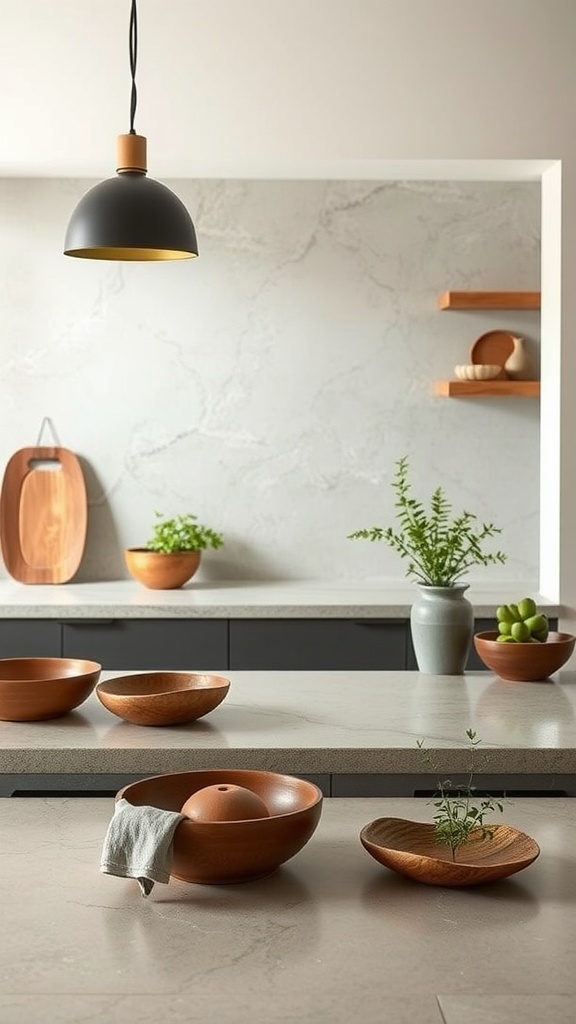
[124,548,201,589]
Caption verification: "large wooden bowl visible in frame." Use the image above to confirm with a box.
[360,817,540,886]
[96,672,230,726]
[117,769,324,884]
[0,657,101,722]
[474,630,575,681]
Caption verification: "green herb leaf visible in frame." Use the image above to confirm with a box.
[349,457,506,587]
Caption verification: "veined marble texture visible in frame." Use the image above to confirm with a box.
[1,798,576,1023]
[2,669,573,777]
[0,178,540,582]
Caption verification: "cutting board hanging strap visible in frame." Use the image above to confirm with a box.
[35,417,62,448]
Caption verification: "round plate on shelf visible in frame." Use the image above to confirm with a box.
[470,330,518,379]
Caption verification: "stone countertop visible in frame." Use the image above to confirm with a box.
[2,669,575,776]
[0,796,574,1024]
[0,578,558,619]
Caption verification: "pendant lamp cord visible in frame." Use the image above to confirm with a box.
[129,0,138,134]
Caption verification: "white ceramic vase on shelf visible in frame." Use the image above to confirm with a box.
[410,584,474,675]
[504,336,531,380]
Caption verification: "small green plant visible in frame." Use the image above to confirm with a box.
[417,729,505,861]
[146,513,224,554]
[349,456,506,587]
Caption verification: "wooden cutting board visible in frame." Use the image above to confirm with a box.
[0,446,87,583]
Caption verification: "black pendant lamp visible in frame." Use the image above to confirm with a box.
[64,0,198,261]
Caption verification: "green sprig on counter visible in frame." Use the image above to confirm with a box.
[417,729,505,861]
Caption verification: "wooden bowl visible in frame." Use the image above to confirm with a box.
[360,817,540,886]
[0,657,101,722]
[474,631,575,681]
[117,769,324,883]
[96,672,230,726]
[124,549,201,590]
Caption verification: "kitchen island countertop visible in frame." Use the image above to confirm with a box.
[0,796,574,1024]
[1,669,575,779]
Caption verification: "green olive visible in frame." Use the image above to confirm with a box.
[511,621,530,642]
[518,597,537,620]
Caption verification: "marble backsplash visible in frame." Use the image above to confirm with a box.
[0,178,540,583]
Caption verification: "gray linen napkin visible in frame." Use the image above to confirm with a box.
[100,798,186,896]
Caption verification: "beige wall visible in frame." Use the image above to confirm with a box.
[0,1,574,175]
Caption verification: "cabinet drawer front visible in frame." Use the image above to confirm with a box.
[62,619,228,670]
[0,620,61,658]
[229,619,407,670]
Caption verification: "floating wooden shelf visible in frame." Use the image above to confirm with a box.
[437,291,541,311]
[434,380,540,398]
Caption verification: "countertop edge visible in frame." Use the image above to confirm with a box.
[0,580,559,619]
[2,748,574,776]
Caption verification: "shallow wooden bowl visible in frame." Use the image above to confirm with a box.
[117,769,324,883]
[0,657,101,722]
[360,817,540,887]
[474,631,575,681]
[96,672,230,726]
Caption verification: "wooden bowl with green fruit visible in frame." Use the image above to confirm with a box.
[474,597,575,681]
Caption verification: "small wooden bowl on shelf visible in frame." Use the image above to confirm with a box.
[473,631,576,681]
[96,671,230,726]
[360,817,540,887]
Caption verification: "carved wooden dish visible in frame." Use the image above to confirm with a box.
[360,817,540,886]
[0,657,101,722]
[117,769,324,884]
[96,672,230,726]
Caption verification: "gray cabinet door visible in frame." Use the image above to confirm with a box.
[0,620,61,658]
[229,619,408,670]
[61,619,228,670]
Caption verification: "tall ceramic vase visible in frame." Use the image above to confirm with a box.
[410,584,474,675]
